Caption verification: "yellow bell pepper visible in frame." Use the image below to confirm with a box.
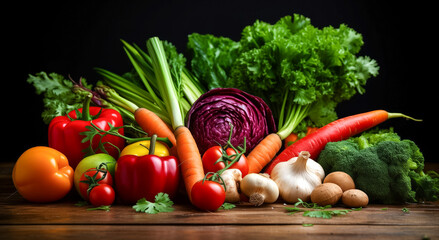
[120,140,169,157]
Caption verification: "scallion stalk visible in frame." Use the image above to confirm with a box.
[147,37,184,129]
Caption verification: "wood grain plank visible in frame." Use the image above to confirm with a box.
[1,199,438,226]
[0,224,437,240]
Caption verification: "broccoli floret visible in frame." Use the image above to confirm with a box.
[410,170,439,202]
[318,141,360,178]
[348,127,401,150]
[318,129,439,204]
[351,147,395,203]
[403,139,425,173]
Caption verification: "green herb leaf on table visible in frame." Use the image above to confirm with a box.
[285,198,358,219]
[87,205,111,211]
[303,209,351,219]
[219,203,236,210]
[133,193,174,214]
[294,198,331,210]
[75,201,111,211]
[74,201,89,207]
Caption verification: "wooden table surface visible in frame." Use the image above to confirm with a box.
[1,162,438,240]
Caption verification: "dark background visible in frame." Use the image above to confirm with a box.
[4,0,436,163]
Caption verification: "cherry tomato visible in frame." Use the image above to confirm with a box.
[89,184,115,207]
[191,180,225,211]
[202,146,249,177]
[79,168,113,200]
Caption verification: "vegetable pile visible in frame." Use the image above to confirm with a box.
[15,12,438,214]
[318,128,439,204]
[187,13,380,175]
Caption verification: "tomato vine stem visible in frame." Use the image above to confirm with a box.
[204,123,246,189]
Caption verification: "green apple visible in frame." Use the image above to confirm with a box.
[73,153,117,199]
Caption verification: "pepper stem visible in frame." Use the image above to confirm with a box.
[149,134,157,155]
[81,94,93,121]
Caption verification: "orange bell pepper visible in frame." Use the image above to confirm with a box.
[12,146,74,203]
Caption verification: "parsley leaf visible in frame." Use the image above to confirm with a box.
[285,198,358,219]
[303,209,350,219]
[87,205,111,211]
[133,193,174,214]
[219,203,236,210]
[27,72,92,124]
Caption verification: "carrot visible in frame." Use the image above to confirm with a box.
[284,133,299,148]
[264,110,421,174]
[247,133,283,174]
[174,126,204,202]
[134,108,177,156]
[145,37,206,205]
[306,126,319,135]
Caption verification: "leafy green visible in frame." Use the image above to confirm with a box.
[187,13,379,139]
[27,72,92,124]
[187,33,241,89]
[75,201,111,211]
[318,128,439,204]
[132,193,174,214]
[86,205,111,211]
[218,203,236,210]
[285,198,356,219]
[303,209,351,219]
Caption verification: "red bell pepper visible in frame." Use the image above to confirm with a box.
[48,96,125,169]
[115,135,180,204]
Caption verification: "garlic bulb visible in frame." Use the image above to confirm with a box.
[271,151,325,203]
[240,173,279,206]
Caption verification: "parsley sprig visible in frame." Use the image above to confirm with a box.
[285,199,361,219]
[133,193,174,214]
[219,203,236,210]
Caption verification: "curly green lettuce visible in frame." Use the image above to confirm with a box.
[187,13,379,139]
